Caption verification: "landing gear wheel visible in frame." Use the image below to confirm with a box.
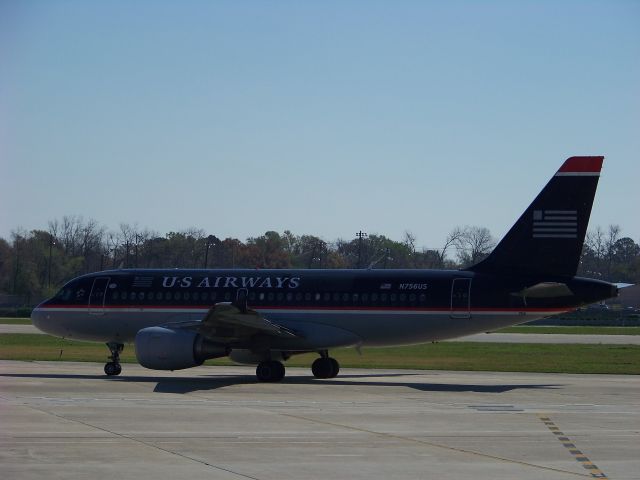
[312,357,339,379]
[105,342,124,377]
[256,361,286,382]
[328,358,340,378]
[104,362,121,376]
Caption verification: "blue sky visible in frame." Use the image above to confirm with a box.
[1,1,638,249]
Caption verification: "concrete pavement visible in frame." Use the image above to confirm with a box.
[0,361,638,480]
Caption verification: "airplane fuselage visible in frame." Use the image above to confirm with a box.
[32,268,616,348]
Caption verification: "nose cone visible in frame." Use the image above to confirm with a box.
[30,306,47,332]
[30,305,60,336]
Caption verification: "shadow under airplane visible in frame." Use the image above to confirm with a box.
[0,371,562,395]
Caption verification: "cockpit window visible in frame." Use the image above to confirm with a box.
[54,288,72,301]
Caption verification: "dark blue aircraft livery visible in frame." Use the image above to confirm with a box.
[32,156,617,381]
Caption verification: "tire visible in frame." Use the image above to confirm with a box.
[256,361,285,382]
[311,358,333,379]
[104,362,118,376]
[328,358,339,378]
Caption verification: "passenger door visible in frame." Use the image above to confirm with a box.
[450,278,471,319]
[88,277,110,315]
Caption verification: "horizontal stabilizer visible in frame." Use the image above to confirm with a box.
[516,282,574,298]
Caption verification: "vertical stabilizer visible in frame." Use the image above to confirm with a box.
[469,156,603,277]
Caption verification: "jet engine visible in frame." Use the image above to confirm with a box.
[135,326,228,370]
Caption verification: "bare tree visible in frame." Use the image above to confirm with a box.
[436,228,464,268]
[604,224,621,279]
[454,226,495,267]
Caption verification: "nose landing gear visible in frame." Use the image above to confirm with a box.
[105,342,124,376]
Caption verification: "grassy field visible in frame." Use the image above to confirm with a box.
[1,333,638,374]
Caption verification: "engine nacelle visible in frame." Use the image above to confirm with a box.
[135,326,228,370]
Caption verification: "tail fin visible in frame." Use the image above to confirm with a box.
[469,156,603,277]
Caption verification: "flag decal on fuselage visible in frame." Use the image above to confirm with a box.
[133,276,154,288]
[532,210,578,238]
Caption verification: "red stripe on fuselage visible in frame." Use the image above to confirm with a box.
[38,304,572,313]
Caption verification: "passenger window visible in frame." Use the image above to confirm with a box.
[419,293,426,303]
[174,292,182,300]
[333,293,340,302]
[295,293,302,302]
[371,293,378,302]
[286,292,293,302]
[390,293,397,302]
[249,292,256,301]
[165,291,172,300]
[211,292,217,301]
[267,292,274,302]
[184,292,190,301]
[315,293,321,301]
[409,294,416,302]
[259,293,265,301]
[277,292,284,301]
[362,293,369,303]
[138,292,144,301]
[193,292,200,301]
[305,293,312,301]
[323,292,330,302]
[381,293,388,302]
[352,293,359,302]
[224,292,231,301]
[130,292,136,301]
[399,293,406,303]
[342,293,349,302]
[112,292,119,300]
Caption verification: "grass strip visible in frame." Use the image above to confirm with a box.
[495,326,640,335]
[1,334,638,375]
[0,318,32,325]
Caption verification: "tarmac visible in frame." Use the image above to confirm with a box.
[0,361,638,480]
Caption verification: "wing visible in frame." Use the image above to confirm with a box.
[187,302,299,343]
[161,303,358,351]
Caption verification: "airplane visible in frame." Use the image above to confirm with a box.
[31,156,618,382]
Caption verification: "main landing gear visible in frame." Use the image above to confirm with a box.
[252,351,340,382]
[256,360,285,382]
[104,342,124,376]
[311,350,339,379]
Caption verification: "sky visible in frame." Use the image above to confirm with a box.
[1,1,639,250]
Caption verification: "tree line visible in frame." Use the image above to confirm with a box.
[1,216,638,304]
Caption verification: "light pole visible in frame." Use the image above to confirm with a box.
[48,234,56,289]
[204,235,219,269]
[356,231,367,268]
[134,234,142,268]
